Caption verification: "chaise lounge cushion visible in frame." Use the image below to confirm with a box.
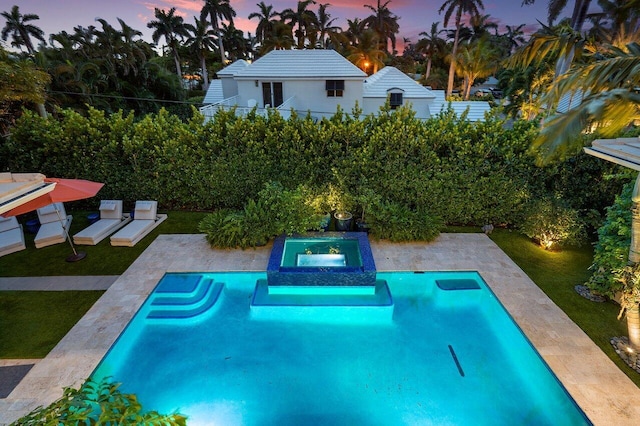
[35,209,72,249]
[34,203,72,248]
[0,217,26,257]
[110,220,155,244]
[110,200,167,247]
[37,202,66,224]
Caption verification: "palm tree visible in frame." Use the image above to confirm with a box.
[317,3,340,49]
[201,0,236,64]
[344,18,365,45]
[70,25,97,60]
[522,0,592,75]
[498,64,554,119]
[503,24,526,53]
[588,0,640,44]
[467,13,498,41]
[439,0,485,97]
[522,0,591,76]
[530,42,640,162]
[280,0,318,49]
[415,22,446,80]
[220,22,246,61]
[452,36,499,99]
[261,21,294,53]
[245,32,258,60]
[362,0,400,55]
[147,7,191,77]
[186,18,217,90]
[347,29,387,74]
[248,2,280,45]
[507,21,587,78]
[1,5,45,55]
[522,0,592,31]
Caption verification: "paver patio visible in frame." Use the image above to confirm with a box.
[1,233,639,424]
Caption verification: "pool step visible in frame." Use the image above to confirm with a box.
[152,277,214,306]
[268,283,376,296]
[146,279,224,324]
[250,279,393,324]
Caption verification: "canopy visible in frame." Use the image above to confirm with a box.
[2,178,104,217]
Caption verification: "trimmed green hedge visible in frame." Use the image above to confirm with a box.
[1,105,623,233]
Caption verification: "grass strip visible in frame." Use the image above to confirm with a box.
[0,211,207,276]
[0,291,103,358]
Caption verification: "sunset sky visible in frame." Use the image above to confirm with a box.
[3,0,579,50]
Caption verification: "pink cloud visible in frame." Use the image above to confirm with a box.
[137,13,149,23]
[158,0,201,12]
[234,17,255,34]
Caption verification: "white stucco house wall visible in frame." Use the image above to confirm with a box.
[362,66,435,117]
[200,49,490,122]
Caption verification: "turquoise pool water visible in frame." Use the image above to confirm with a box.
[281,238,363,267]
[92,271,590,425]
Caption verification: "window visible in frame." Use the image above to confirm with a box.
[389,92,403,109]
[262,82,283,107]
[326,80,344,97]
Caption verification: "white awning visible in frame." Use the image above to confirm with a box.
[0,173,56,215]
[584,138,640,171]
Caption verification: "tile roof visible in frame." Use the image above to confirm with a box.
[202,80,223,104]
[363,66,435,99]
[217,59,249,76]
[234,50,366,79]
[429,91,491,121]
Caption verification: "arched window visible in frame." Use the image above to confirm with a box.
[387,88,404,109]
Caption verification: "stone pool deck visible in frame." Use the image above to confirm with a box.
[1,233,639,424]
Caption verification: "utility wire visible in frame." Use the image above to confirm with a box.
[45,90,204,105]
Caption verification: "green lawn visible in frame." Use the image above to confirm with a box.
[1,215,638,387]
[0,210,207,276]
[0,291,103,358]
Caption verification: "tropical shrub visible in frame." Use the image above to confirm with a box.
[11,377,186,425]
[367,200,443,242]
[198,182,324,249]
[255,182,322,236]
[520,196,587,250]
[587,181,634,296]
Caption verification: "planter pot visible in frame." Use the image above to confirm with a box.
[356,219,370,233]
[25,219,40,234]
[334,211,353,231]
[87,212,100,225]
[319,213,331,232]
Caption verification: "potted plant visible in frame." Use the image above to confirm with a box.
[332,189,355,232]
[354,189,380,233]
[334,210,353,231]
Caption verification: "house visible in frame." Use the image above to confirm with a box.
[200,49,490,122]
[430,90,492,122]
[361,66,435,117]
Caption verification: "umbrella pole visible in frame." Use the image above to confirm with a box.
[55,207,86,262]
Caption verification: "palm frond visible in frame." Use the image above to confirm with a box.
[532,89,640,164]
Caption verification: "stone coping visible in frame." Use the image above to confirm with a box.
[1,233,639,424]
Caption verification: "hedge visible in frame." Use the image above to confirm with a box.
[0,105,623,229]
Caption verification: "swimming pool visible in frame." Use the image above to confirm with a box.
[92,271,590,425]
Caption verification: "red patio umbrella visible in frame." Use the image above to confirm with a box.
[2,177,104,262]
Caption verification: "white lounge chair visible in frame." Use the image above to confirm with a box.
[110,200,167,247]
[34,202,73,249]
[0,216,26,257]
[73,200,132,245]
